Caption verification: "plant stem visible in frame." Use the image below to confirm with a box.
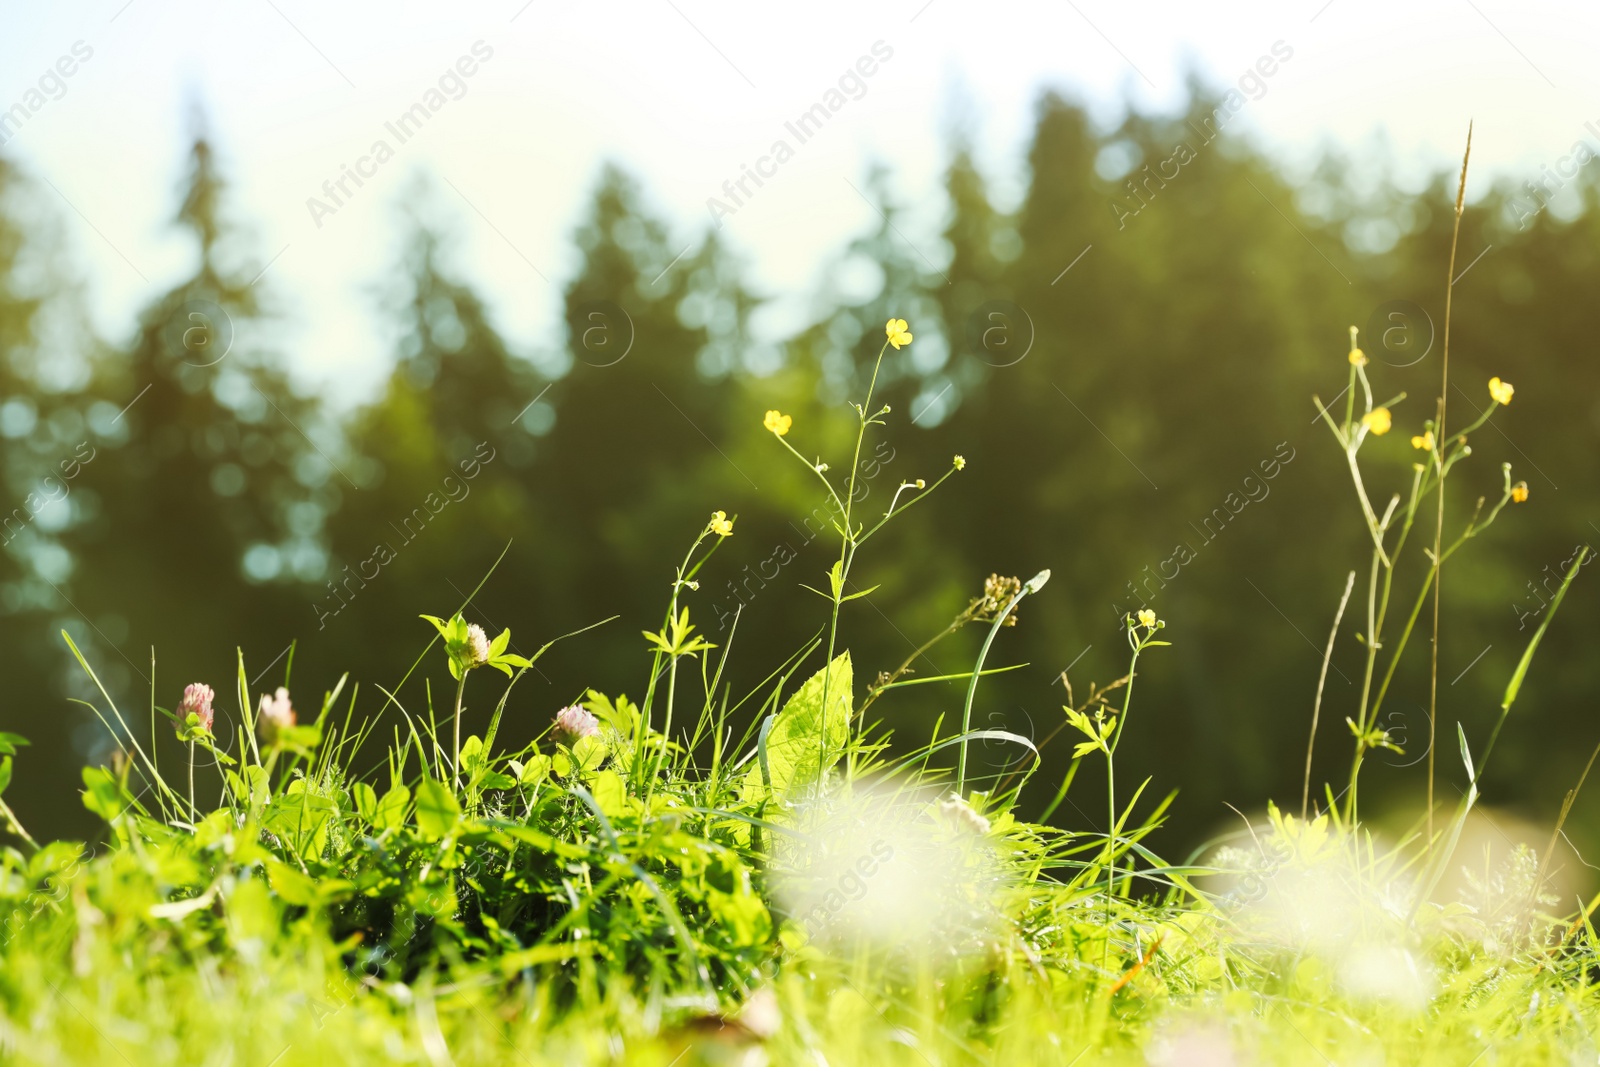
[1428,123,1472,852]
[955,588,1026,797]
[0,798,38,852]
[451,673,466,790]
[1306,571,1355,819]
[817,340,890,786]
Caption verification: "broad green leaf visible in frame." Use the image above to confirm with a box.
[264,858,352,906]
[572,734,607,772]
[81,765,136,823]
[518,754,552,787]
[592,770,628,818]
[262,791,336,860]
[374,785,410,831]
[414,777,461,840]
[352,782,378,824]
[743,652,851,803]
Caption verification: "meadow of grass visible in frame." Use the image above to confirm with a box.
[4,154,1600,1065]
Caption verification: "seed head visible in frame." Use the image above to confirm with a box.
[465,624,491,668]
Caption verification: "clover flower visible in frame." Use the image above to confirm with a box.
[1362,407,1392,436]
[1489,377,1514,406]
[554,704,600,740]
[885,318,913,349]
[176,683,215,735]
[1511,482,1529,503]
[953,455,966,471]
[257,686,296,742]
[709,510,734,537]
[763,409,792,437]
[939,795,991,836]
[465,624,491,668]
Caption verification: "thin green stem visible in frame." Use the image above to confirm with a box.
[955,587,1028,797]
[1428,124,1473,851]
[817,339,891,781]
[451,673,466,790]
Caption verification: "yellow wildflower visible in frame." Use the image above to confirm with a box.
[885,318,913,349]
[1136,609,1158,630]
[1489,377,1514,406]
[1511,482,1529,503]
[1362,407,1392,436]
[1411,429,1434,451]
[953,455,966,471]
[763,409,792,437]
[1348,347,1367,367]
[709,510,734,537]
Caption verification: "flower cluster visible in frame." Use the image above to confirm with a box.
[175,683,215,736]
[257,687,295,740]
[974,573,1022,627]
[554,704,600,740]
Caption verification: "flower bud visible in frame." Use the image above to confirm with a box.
[176,683,216,735]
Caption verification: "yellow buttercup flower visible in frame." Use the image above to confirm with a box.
[709,510,734,537]
[1137,609,1158,630]
[1489,377,1514,406]
[885,318,913,349]
[1511,482,1529,503]
[953,455,966,471]
[1348,347,1368,367]
[1411,429,1434,451]
[763,409,792,437]
[1361,407,1392,436]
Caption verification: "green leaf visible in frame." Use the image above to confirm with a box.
[262,791,337,859]
[0,755,11,797]
[519,754,552,787]
[352,782,378,824]
[570,734,608,773]
[374,785,410,831]
[264,858,352,906]
[0,732,29,756]
[743,652,852,804]
[414,778,461,840]
[1503,546,1587,712]
[703,853,772,947]
[81,766,136,823]
[592,769,628,818]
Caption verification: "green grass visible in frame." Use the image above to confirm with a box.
[2,295,1599,1066]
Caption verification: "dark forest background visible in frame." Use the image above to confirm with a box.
[3,83,1596,866]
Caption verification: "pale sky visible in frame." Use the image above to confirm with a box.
[0,0,1594,402]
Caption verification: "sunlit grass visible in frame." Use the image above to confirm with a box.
[1,273,1598,1065]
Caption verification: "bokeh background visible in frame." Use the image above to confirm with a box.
[1,1,1597,865]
